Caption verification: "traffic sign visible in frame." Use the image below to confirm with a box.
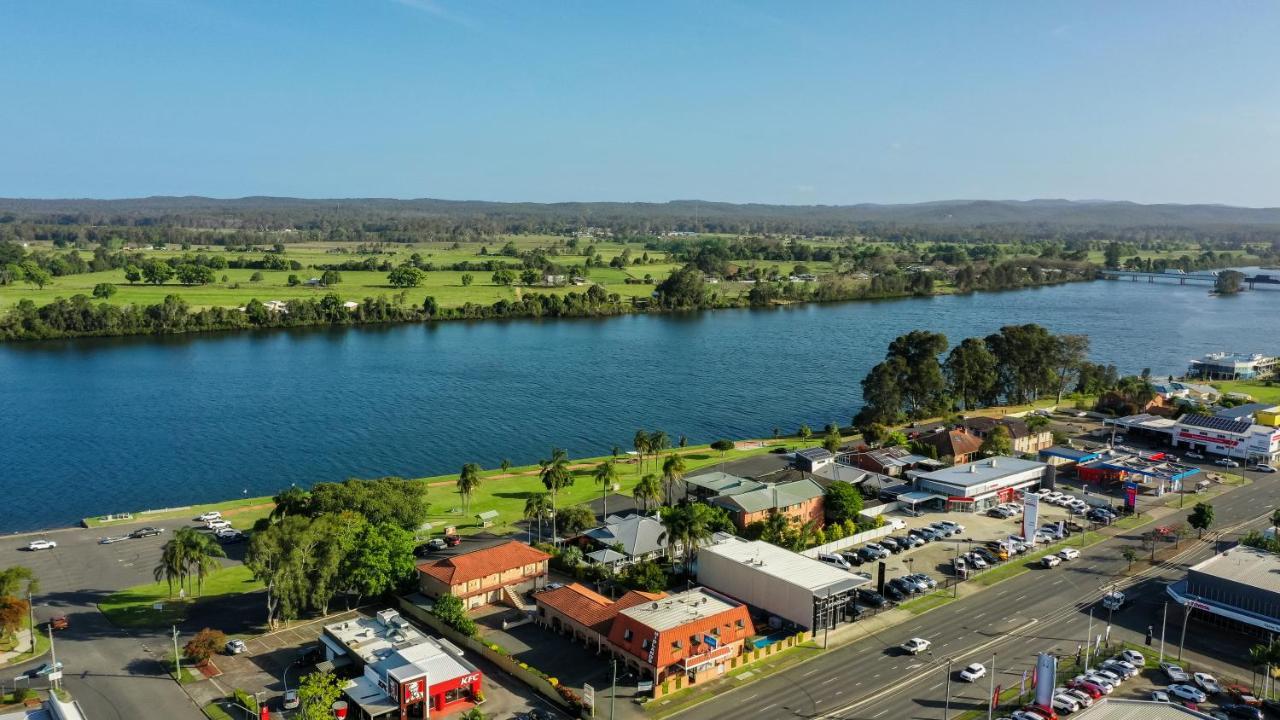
[583,683,595,709]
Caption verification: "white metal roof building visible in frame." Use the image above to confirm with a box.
[696,538,866,631]
[616,587,741,630]
[913,456,1050,511]
[1071,698,1213,718]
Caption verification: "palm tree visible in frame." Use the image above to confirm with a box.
[184,531,226,596]
[154,533,191,597]
[593,461,618,520]
[523,493,551,544]
[1250,643,1271,695]
[650,430,671,462]
[457,463,482,516]
[633,474,662,514]
[659,504,715,575]
[633,430,650,472]
[539,448,573,540]
[661,454,687,506]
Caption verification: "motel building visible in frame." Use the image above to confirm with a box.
[322,610,482,719]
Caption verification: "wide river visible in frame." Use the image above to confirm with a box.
[2,274,1276,531]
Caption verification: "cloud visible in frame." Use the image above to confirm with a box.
[391,0,476,27]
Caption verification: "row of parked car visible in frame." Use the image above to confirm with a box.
[819,521,966,572]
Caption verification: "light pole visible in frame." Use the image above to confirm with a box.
[1159,602,1168,662]
[1178,598,1196,661]
[944,658,953,720]
[47,624,57,691]
[284,659,298,693]
[1084,606,1095,669]
[172,625,181,684]
[609,656,617,720]
[987,652,997,720]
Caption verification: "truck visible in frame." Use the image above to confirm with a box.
[1101,591,1125,611]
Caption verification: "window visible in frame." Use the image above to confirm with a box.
[641,638,650,650]
[672,640,682,650]
[623,629,633,641]
[735,619,745,629]
[690,635,698,646]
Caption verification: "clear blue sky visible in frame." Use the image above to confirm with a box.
[2,1,1278,205]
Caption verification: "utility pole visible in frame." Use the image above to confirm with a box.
[1178,599,1195,661]
[944,658,953,720]
[609,656,617,720]
[1159,602,1168,662]
[47,624,57,691]
[1084,607,1095,669]
[987,653,996,720]
[172,625,181,684]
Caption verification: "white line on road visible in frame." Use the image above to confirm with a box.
[803,667,821,677]
[821,677,839,686]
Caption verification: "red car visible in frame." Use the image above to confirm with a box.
[1023,704,1059,720]
[443,534,462,547]
[49,616,68,631]
[1067,679,1104,699]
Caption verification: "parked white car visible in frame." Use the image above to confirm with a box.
[1192,672,1221,694]
[959,663,986,682]
[1058,687,1094,707]
[206,519,231,530]
[26,539,57,551]
[1058,547,1080,561]
[1254,464,1277,474]
[1167,683,1206,703]
[197,511,222,522]
[1215,458,1240,468]
[1120,648,1144,666]
[1051,693,1080,713]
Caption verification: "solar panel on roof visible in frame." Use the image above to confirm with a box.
[1180,413,1252,434]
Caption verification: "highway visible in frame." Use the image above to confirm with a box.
[676,468,1276,720]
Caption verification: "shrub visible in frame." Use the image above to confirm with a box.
[233,688,258,712]
[184,628,228,666]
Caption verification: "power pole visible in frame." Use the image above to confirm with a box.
[987,653,996,720]
[172,625,182,684]
[609,656,617,720]
[47,624,57,691]
[944,658,953,720]
[1159,602,1168,663]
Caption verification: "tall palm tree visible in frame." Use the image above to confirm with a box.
[650,430,671,463]
[659,504,715,575]
[154,533,191,597]
[539,448,573,540]
[633,430,650,472]
[661,454,687,506]
[633,474,662,514]
[184,531,226,596]
[593,461,618,520]
[457,463,482,516]
[523,493,551,543]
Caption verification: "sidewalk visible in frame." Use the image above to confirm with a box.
[0,629,33,667]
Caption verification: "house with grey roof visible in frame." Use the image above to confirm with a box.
[579,513,670,566]
[683,471,765,501]
[708,478,825,531]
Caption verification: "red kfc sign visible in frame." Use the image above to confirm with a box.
[402,677,426,704]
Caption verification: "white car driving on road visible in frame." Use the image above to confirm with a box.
[26,539,57,551]
[959,663,986,682]
[901,638,931,654]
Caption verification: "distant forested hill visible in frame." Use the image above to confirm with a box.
[2,196,1280,235]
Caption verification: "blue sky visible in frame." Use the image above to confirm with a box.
[2,1,1277,205]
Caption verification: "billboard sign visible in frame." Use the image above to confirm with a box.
[1034,653,1057,707]
[1123,482,1138,510]
[703,633,719,649]
[1023,493,1040,539]
[583,684,595,710]
[402,677,426,704]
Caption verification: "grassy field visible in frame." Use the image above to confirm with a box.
[98,563,262,628]
[1211,380,1280,405]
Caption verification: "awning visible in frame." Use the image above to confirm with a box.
[319,633,351,660]
[898,492,947,505]
[1167,580,1280,634]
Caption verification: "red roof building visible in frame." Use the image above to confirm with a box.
[535,584,666,651]
[417,541,551,610]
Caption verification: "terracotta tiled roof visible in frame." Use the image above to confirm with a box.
[416,541,551,586]
[918,428,983,458]
[607,588,753,670]
[536,584,666,633]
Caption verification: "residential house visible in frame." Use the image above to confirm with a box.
[683,472,764,501]
[961,417,1054,455]
[842,447,935,477]
[708,478,824,531]
[578,513,670,566]
[794,447,834,472]
[913,427,983,464]
[416,541,551,610]
[262,300,289,314]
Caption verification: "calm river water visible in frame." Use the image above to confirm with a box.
[2,274,1276,531]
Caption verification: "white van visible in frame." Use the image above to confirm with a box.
[817,552,852,571]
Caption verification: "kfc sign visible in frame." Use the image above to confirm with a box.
[402,678,426,704]
[459,673,481,686]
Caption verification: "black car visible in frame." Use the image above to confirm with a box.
[129,527,163,539]
[856,547,879,563]
[217,531,246,544]
[841,551,864,567]
[887,577,918,595]
[882,584,906,602]
[972,547,999,565]
[1219,704,1263,720]
[896,534,920,549]
[856,588,887,607]
[908,528,932,543]
[878,537,901,553]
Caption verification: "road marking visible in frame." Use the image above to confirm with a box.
[1052,578,1066,585]
[1014,593,1027,602]
[822,677,839,686]
[872,709,888,718]
[973,612,986,620]
[906,663,923,669]
[803,667,821,677]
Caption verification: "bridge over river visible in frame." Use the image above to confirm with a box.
[1101,269,1280,290]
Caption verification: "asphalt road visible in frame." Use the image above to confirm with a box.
[675,466,1276,720]
[1,516,232,720]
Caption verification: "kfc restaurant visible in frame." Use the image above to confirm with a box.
[323,610,483,719]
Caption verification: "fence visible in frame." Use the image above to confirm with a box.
[649,631,809,700]
[801,525,893,558]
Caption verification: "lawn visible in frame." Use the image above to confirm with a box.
[98,563,263,628]
[422,440,791,537]
[85,497,274,528]
[1210,380,1280,405]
